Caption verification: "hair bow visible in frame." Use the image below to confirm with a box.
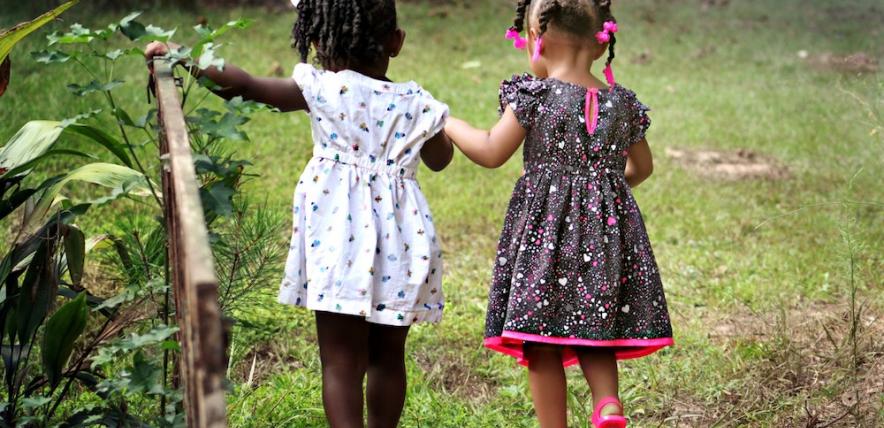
[505,27,528,50]
[595,21,618,44]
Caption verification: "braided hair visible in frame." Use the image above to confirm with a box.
[512,0,617,68]
[292,0,398,69]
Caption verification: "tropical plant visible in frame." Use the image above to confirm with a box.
[0,118,154,425]
[0,0,79,98]
[0,7,283,426]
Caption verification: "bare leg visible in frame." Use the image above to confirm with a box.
[576,347,622,417]
[366,323,410,428]
[315,311,370,428]
[524,343,568,428]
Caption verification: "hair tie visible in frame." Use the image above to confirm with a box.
[505,27,528,50]
[603,63,616,88]
[595,21,618,44]
[531,37,543,62]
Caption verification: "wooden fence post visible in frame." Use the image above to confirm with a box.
[153,61,228,428]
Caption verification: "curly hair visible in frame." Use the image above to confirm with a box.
[292,0,398,69]
[512,0,617,68]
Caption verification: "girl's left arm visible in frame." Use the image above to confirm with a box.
[444,107,527,168]
[145,41,307,112]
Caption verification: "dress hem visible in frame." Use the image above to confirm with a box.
[484,331,673,367]
[277,296,443,327]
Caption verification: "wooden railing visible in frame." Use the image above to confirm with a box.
[153,61,228,428]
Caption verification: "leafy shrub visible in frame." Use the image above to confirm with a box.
[1,6,282,426]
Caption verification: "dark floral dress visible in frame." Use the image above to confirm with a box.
[483,75,673,367]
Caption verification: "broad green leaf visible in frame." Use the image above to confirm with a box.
[0,121,65,175]
[63,123,133,167]
[60,109,103,127]
[196,42,224,71]
[47,23,94,45]
[111,236,133,273]
[226,96,272,115]
[119,15,175,43]
[21,395,51,410]
[119,13,146,41]
[0,0,79,63]
[103,49,124,60]
[41,293,89,388]
[31,49,73,64]
[189,108,247,141]
[0,187,37,220]
[63,225,86,287]
[128,351,163,394]
[113,107,136,127]
[0,120,133,180]
[200,182,235,217]
[17,227,60,346]
[0,148,93,179]
[91,325,178,368]
[119,11,142,28]
[133,109,156,128]
[85,234,112,253]
[30,163,152,227]
[66,79,124,96]
[47,21,117,46]
[193,19,252,43]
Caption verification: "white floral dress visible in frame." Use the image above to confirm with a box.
[278,63,448,326]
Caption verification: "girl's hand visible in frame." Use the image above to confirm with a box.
[144,41,183,71]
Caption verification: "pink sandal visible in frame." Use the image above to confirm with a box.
[592,397,627,428]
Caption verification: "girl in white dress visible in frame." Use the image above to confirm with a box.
[145,1,453,426]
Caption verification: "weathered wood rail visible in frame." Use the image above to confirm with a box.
[153,61,228,428]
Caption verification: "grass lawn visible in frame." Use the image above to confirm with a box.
[1,0,882,426]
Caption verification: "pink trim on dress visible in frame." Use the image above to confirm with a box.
[485,332,674,367]
[585,88,600,135]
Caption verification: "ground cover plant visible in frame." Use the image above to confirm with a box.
[1,0,882,426]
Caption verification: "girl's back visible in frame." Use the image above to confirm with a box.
[147,1,455,425]
[501,75,649,174]
[279,63,449,326]
[295,63,447,175]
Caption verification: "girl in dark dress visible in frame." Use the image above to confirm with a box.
[444,1,672,427]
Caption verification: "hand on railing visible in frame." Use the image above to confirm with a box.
[144,41,184,71]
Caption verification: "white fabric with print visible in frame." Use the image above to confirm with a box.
[278,63,448,326]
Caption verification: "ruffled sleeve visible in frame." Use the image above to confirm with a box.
[498,74,548,129]
[620,87,652,146]
[292,62,320,103]
[419,89,450,140]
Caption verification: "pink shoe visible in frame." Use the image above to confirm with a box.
[591,397,627,428]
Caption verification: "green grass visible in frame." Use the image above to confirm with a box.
[2,0,883,426]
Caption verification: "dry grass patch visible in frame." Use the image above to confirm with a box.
[665,147,791,181]
[703,301,883,427]
[412,340,499,405]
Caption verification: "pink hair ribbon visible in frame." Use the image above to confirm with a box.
[604,63,616,87]
[585,88,600,135]
[532,37,543,62]
[505,27,528,50]
[595,21,618,44]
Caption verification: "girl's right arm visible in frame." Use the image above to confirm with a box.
[145,42,307,113]
[444,107,527,169]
